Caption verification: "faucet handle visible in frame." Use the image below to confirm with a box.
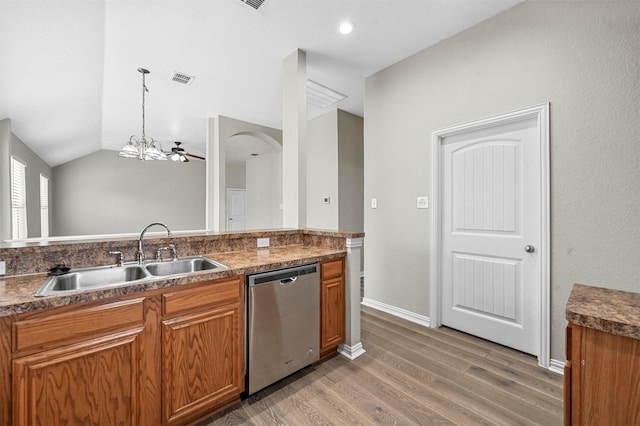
[109,250,125,267]
[156,244,178,262]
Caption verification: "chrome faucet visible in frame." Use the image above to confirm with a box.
[156,244,178,262]
[109,250,125,267]
[137,222,172,264]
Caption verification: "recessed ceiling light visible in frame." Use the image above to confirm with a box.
[338,21,354,35]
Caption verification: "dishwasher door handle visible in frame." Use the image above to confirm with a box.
[279,276,298,285]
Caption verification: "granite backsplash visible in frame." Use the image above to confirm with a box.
[0,229,362,277]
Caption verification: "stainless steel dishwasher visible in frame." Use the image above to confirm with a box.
[246,263,320,395]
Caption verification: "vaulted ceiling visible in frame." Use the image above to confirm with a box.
[0,0,521,166]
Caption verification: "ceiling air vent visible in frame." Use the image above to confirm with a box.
[238,0,269,11]
[171,71,195,85]
[306,79,347,108]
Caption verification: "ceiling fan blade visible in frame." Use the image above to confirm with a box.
[185,152,205,160]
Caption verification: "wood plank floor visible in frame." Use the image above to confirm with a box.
[201,305,563,425]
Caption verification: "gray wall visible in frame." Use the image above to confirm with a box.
[52,150,205,236]
[307,110,339,229]
[337,110,364,233]
[8,129,52,238]
[364,2,640,362]
[307,109,364,233]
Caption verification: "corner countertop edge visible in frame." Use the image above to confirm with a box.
[566,283,640,340]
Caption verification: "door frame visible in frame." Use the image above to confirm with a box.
[429,103,550,368]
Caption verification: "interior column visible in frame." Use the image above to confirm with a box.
[281,49,307,228]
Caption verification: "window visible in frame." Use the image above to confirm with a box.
[40,174,49,238]
[10,157,27,239]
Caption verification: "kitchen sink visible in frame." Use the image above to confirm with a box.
[35,257,226,297]
[35,264,150,297]
[144,256,226,277]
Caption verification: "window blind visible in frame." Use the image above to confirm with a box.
[10,157,27,239]
[40,174,49,238]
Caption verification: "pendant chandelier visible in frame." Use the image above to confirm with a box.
[118,68,167,160]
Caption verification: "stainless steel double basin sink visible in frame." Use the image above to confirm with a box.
[35,257,226,297]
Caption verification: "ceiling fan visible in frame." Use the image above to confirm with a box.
[167,141,205,162]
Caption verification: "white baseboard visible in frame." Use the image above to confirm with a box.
[361,298,431,328]
[338,342,366,360]
[549,359,565,375]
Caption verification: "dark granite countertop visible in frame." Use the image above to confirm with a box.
[566,284,640,340]
[0,245,345,317]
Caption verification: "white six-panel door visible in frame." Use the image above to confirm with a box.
[440,115,542,356]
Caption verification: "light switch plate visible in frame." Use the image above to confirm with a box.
[371,198,378,209]
[0,261,5,275]
[417,196,429,209]
[257,238,270,248]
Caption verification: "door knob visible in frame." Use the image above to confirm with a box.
[525,245,535,253]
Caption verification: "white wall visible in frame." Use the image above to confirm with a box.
[282,49,307,228]
[245,152,282,229]
[225,163,246,189]
[208,115,282,231]
[307,110,339,229]
[0,119,11,241]
[364,2,640,362]
[52,150,205,236]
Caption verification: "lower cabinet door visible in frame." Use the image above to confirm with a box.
[13,329,144,426]
[162,303,243,425]
[320,275,345,354]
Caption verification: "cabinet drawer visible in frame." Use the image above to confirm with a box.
[321,258,344,280]
[13,298,145,353]
[162,276,242,317]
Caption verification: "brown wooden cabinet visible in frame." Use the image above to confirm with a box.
[11,297,159,426]
[1,275,245,426]
[161,276,244,425]
[565,323,640,425]
[320,257,345,357]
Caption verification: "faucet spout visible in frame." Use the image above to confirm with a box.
[137,222,172,264]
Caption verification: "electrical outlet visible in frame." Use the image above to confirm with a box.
[371,198,378,209]
[0,261,5,275]
[257,238,270,248]
[417,196,429,209]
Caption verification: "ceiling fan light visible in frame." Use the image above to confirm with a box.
[180,154,189,162]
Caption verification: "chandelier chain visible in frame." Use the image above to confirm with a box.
[119,67,170,161]
[141,71,147,140]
